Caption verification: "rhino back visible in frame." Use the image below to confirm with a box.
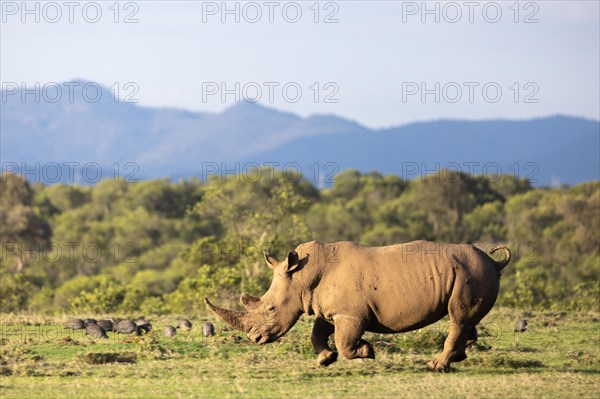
[305,241,496,333]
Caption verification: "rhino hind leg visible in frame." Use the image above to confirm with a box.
[311,318,338,366]
[333,315,374,361]
[427,319,472,372]
[449,326,478,363]
[428,291,494,372]
[465,326,478,349]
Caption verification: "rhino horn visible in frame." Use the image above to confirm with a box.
[204,297,251,333]
[240,293,261,310]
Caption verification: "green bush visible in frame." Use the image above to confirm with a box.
[69,277,126,313]
[0,271,32,312]
[1,171,598,313]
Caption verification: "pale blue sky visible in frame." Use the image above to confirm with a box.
[2,0,599,128]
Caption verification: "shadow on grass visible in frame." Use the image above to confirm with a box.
[79,352,137,365]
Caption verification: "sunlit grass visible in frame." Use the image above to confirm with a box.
[0,308,598,398]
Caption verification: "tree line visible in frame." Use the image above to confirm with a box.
[1,168,598,314]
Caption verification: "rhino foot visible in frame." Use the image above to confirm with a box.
[356,340,375,359]
[451,351,467,363]
[427,360,451,373]
[318,350,338,367]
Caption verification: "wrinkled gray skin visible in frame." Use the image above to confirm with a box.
[206,240,511,372]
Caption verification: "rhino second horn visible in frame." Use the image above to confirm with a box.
[204,297,251,333]
[240,293,261,309]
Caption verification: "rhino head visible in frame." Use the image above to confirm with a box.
[205,250,306,344]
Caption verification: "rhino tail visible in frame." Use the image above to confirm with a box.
[489,246,511,272]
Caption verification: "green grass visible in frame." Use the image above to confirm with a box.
[1,308,598,398]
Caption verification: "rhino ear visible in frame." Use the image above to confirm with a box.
[285,250,300,274]
[263,251,279,270]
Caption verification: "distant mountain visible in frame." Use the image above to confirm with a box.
[248,116,600,187]
[1,80,598,186]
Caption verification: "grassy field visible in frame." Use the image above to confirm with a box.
[0,308,598,398]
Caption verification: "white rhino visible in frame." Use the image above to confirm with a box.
[206,240,511,372]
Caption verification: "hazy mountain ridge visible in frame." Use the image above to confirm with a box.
[247,116,599,186]
[2,81,598,185]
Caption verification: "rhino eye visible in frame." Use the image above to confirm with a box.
[266,304,276,312]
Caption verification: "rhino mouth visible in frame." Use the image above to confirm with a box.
[248,332,272,345]
[247,324,280,345]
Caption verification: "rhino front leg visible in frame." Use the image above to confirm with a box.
[311,318,338,366]
[333,315,374,360]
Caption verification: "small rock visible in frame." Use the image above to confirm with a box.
[96,320,113,332]
[109,318,122,332]
[135,320,152,335]
[514,320,528,332]
[64,318,85,330]
[86,323,108,339]
[114,320,137,334]
[178,319,192,331]
[203,322,215,337]
[164,326,177,337]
